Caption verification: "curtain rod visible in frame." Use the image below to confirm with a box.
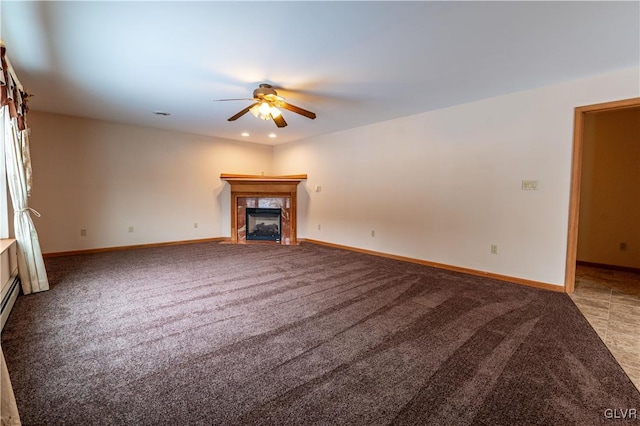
[0,40,25,93]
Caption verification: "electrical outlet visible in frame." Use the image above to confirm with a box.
[80,229,87,237]
[371,230,375,237]
[491,244,498,254]
[128,226,134,233]
[194,222,198,229]
[318,224,321,230]
[521,180,539,190]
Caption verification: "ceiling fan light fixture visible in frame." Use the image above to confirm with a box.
[270,107,282,118]
[249,103,260,118]
[249,101,282,121]
[258,101,272,119]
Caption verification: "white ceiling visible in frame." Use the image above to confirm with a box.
[1,1,638,145]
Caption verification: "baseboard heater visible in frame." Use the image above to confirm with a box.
[1,239,20,331]
[1,275,20,331]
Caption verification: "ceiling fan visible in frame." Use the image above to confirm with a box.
[214,84,316,128]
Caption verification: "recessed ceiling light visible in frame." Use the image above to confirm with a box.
[268,133,277,139]
[153,111,171,116]
[241,132,250,137]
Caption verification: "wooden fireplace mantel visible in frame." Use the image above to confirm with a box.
[220,173,307,183]
[221,174,307,244]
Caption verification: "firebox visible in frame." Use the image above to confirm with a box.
[245,208,282,241]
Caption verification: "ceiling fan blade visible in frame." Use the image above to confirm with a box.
[279,101,316,120]
[272,113,287,128]
[228,102,258,121]
[213,98,255,102]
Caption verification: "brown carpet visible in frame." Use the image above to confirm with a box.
[2,242,639,425]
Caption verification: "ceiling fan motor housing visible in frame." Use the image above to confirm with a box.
[253,84,278,99]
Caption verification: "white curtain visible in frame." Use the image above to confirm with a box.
[2,108,48,294]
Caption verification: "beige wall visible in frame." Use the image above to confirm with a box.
[274,67,640,287]
[27,112,273,253]
[578,108,640,268]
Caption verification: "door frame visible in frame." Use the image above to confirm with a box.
[564,97,640,293]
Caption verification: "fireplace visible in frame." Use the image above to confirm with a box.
[246,208,281,241]
[220,174,306,245]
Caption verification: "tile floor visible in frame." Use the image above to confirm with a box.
[570,265,640,391]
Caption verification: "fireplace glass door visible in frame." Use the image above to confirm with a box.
[245,208,282,241]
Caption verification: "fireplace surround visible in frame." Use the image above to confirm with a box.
[221,174,306,245]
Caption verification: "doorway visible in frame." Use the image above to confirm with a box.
[565,97,640,293]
